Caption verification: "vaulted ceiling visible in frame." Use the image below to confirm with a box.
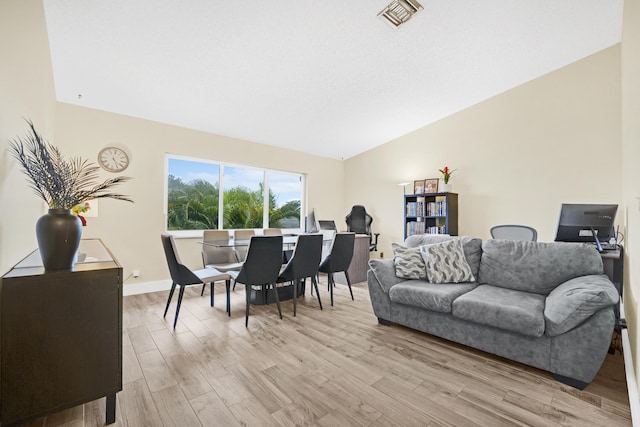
[43,0,623,159]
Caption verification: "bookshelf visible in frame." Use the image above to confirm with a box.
[404,192,458,239]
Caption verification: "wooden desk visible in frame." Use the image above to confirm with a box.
[601,247,624,327]
[0,239,122,426]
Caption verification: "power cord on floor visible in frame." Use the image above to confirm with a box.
[610,320,626,354]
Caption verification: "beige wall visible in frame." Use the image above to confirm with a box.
[622,0,640,392]
[52,103,344,284]
[345,45,622,258]
[0,0,344,285]
[0,0,57,273]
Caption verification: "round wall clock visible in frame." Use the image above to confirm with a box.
[98,146,130,172]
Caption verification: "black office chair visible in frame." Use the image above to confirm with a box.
[345,205,380,251]
[318,232,355,306]
[161,234,231,328]
[276,234,323,316]
[228,235,284,327]
[490,225,538,242]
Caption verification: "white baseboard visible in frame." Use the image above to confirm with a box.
[623,327,640,427]
[123,279,172,296]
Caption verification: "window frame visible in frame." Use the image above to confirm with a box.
[164,153,305,238]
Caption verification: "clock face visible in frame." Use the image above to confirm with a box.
[98,147,129,172]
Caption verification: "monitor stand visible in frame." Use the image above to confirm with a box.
[590,227,603,252]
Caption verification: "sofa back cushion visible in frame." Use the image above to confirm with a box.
[478,240,604,295]
[404,235,482,279]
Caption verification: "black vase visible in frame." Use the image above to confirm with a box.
[36,208,82,271]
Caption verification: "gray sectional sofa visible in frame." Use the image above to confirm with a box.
[367,234,619,389]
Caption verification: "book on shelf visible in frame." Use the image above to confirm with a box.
[426,225,446,234]
[406,219,426,236]
[406,197,426,217]
[426,199,447,216]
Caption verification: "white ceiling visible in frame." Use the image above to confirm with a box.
[42,0,623,160]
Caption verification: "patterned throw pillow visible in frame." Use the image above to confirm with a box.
[392,243,426,279]
[421,239,475,284]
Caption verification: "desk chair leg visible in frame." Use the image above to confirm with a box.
[312,275,323,310]
[225,279,231,316]
[245,285,251,327]
[164,282,177,318]
[200,283,206,296]
[344,271,354,301]
[210,282,214,307]
[329,273,334,306]
[293,279,298,317]
[271,283,283,320]
[174,286,186,328]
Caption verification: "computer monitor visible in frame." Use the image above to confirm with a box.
[318,220,337,231]
[305,209,318,233]
[554,204,618,249]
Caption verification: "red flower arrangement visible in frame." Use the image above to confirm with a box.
[439,166,456,184]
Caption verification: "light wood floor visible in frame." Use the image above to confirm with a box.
[24,278,631,427]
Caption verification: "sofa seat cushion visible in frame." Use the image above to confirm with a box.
[452,285,546,337]
[389,280,476,313]
[544,274,619,337]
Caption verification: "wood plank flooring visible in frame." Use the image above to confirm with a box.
[24,278,631,426]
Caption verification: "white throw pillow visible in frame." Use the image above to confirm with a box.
[392,243,426,279]
[421,239,475,284]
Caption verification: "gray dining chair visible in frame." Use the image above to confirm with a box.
[276,234,323,316]
[200,230,243,296]
[228,235,284,327]
[263,228,282,236]
[233,229,256,262]
[161,234,231,328]
[318,232,355,306]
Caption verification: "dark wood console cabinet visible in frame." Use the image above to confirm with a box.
[0,239,122,426]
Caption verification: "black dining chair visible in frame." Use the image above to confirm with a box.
[161,234,231,328]
[276,234,323,316]
[318,232,355,306]
[228,235,284,327]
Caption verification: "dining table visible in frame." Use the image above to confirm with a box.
[198,233,331,305]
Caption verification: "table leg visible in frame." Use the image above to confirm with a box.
[106,394,116,424]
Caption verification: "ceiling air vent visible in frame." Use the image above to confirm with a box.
[378,0,423,28]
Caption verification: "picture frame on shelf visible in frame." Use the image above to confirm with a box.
[413,180,425,194]
[424,178,439,194]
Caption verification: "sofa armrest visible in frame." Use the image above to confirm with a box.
[544,274,618,337]
[368,258,404,293]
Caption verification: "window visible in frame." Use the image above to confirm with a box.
[268,171,301,229]
[165,155,303,234]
